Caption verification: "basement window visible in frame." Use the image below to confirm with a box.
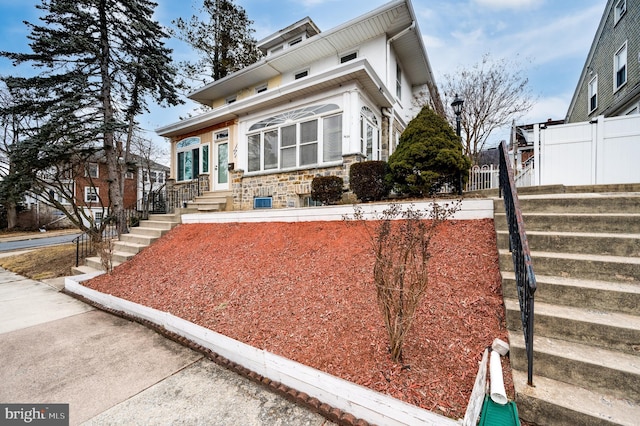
[254,197,273,209]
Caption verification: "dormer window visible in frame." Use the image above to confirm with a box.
[340,52,358,63]
[255,84,268,94]
[226,95,237,104]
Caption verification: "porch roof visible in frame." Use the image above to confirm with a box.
[156,59,393,138]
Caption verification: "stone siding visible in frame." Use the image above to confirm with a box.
[231,154,366,210]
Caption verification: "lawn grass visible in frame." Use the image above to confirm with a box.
[0,244,77,280]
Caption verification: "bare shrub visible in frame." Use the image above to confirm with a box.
[347,201,460,362]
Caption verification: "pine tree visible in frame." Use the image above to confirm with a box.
[388,106,471,197]
[172,0,262,87]
[1,0,182,237]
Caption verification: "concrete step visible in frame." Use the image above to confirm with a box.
[127,226,168,238]
[494,212,640,234]
[147,213,181,223]
[118,233,158,246]
[138,220,175,230]
[509,332,640,402]
[111,250,135,264]
[496,230,640,257]
[512,370,640,426]
[71,265,101,276]
[499,249,640,283]
[112,240,147,255]
[85,256,122,271]
[502,272,640,315]
[513,193,640,214]
[505,298,640,355]
[187,201,224,212]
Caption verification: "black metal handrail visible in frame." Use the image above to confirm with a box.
[498,141,537,386]
[165,179,200,214]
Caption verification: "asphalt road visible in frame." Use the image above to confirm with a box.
[0,233,82,252]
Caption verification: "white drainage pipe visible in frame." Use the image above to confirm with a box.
[490,350,508,405]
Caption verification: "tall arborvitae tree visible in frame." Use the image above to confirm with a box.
[1,0,182,238]
[173,0,262,88]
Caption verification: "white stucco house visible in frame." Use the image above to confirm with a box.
[157,0,442,210]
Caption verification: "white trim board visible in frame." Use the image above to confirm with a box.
[182,199,493,224]
[65,275,459,426]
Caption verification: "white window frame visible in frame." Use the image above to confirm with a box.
[588,75,598,113]
[247,108,343,173]
[94,211,103,225]
[226,95,237,104]
[176,137,201,182]
[86,162,99,178]
[614,0,627,25]
[255,83,268,94]
[84,186,99,203]
[614,41,627,92]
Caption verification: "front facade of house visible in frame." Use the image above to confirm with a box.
[157,0,441,210]
[566,0,640,123]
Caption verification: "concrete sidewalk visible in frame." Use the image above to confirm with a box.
[0,268,334,426]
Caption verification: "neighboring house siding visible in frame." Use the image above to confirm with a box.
[74,162,137,208]
[567,0,640,122]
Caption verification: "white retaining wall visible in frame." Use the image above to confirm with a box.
[64,276,459,426]
[182,199,493,224]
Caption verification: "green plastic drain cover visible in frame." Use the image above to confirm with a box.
[478,395,521,426]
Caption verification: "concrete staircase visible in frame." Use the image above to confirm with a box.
[494,185,640,425]
[184,191,232,213]
[72,213,181,275]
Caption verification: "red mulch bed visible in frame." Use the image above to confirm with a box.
[86,218,512,420]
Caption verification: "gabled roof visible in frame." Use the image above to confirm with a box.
[187,0,435,105]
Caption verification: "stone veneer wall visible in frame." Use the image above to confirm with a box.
[231,153,366,210]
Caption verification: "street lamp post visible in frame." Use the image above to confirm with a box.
[451,94,464,195]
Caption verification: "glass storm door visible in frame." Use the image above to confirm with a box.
[214,141,229,191]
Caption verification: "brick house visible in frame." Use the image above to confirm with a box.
[566,0,640,122]
[157,0,442,210]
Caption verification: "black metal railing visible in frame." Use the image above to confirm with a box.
[498,140,537,386]
[165,179,201,214]
[73,182,202,267]
[73,206,141,267]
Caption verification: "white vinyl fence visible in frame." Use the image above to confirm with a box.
[534,114,640,186]
[467,114,640,191]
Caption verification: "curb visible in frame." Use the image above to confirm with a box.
[62,286,370,426]
[63,274,459,426]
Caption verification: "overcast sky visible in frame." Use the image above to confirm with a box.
[0,0,605,152]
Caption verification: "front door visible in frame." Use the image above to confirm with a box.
[213,141,229,191]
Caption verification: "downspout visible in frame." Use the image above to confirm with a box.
[386,21,416,91]
[382,107,394,159]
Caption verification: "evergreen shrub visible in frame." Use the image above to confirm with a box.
[311,176,344,205]
[349,161,391,202]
